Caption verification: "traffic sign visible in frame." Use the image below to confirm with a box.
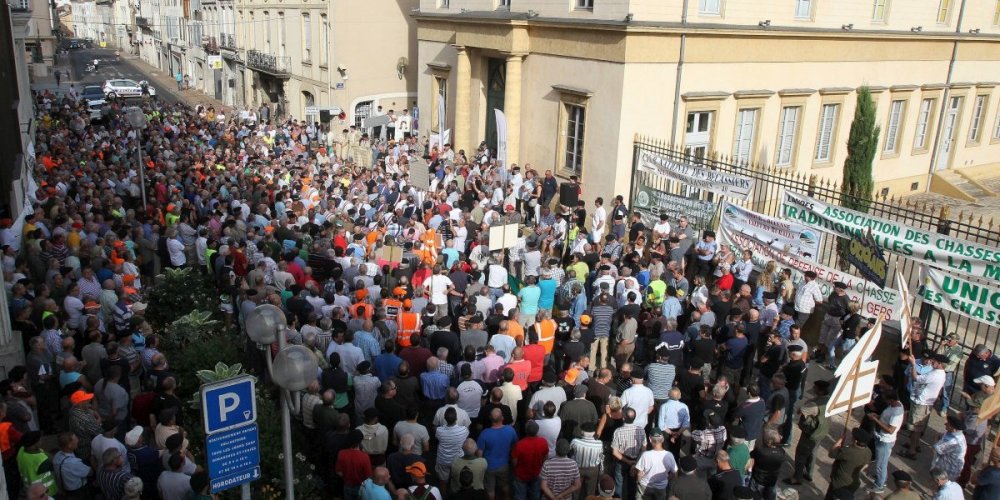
[206,423,261,493]
[201,375,257,435]
[212,466,261,493]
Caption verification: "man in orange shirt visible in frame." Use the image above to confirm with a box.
[533,311,557,358]
[350,289,374,320]
[397,299,421,348]
[382,287,405,322]
[504,346,533,392]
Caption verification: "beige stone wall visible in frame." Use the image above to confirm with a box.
[416,8,1000,203]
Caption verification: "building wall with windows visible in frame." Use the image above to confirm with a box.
[415,0,1000,203]
[233,0,418,124]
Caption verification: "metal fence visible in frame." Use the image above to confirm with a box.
[629,136,1000,360]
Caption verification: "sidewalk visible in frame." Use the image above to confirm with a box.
[119,54,234,113]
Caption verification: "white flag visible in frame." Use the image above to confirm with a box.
[495,109,508,169]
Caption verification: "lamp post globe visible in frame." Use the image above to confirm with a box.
[245,304,285,344]
[272,345,319,392]
[125,107,146,129]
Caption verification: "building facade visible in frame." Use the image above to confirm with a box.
[233,0,420,124]
[11,0,58,77]
[414,0,1000,203]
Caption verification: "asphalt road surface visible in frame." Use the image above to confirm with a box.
[67,47,182,105]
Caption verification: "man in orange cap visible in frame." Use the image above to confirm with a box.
[397,299,421,348]
[382,288,406,322]
[350,289,374,320]
[402,461,442,500]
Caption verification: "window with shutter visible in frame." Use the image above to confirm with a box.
[732,109,758,164]
[884,100,905,153]
[814,104,838,162]
[777,107,800,166]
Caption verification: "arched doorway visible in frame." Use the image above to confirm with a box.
[302,91,316,123]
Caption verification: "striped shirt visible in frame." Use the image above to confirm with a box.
[97,467,131,500]
[570,437,605,469]
[541,456,580,496]
[590,305,615,338]
[645,362,676,400]
[612,424,646,460]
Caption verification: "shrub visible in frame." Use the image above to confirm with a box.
[144,267,221,330]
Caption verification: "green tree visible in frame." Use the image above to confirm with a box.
[841,86,881,212]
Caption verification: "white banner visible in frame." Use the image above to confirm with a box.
[920,266,1000,328]
[495,109,508,168]
[719,224,903,320]
[428,130,451,152]
[781,191,1000,282]
[637,150,754,201]
[719,201,822,260]
[826,320,882,417]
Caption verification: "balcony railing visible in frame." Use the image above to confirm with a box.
[246,50,290,76]
[9,0,30,12]
[219,33,237,50]
[203,36,219,53]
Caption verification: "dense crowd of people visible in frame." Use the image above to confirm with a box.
[1,87,1000,500]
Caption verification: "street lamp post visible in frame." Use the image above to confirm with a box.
[245,304,317,500]
[124,107,148,211]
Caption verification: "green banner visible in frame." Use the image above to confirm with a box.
[633,184,717,231]
[781,191,1000,282]
[920,266,1000,328]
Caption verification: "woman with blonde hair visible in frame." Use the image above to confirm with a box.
[753,261,779,307]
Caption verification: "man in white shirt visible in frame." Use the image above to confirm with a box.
[867,389,905,493]
[590,198,607,248]
[732,249,754,291]
[165,229,186,268]
[905,353,948,458]
[423,266,454,319]
[487,260,509,300]
[652,214,672,242]
[620,368,655,428]
[635,432,677,499]
[793,270,824,326]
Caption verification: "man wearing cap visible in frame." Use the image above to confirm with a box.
[403,461,443,500]
[570,422,603,497]
[963,344,1000,396]
[620,368,655,430]
[785,379,831,485]
[931,414,968,481]
[938,333,963,414]
[884,470,920,500]
[17,430,56,496]
[634,431,677,500]
[817,281,849,364]
[670,455,711,498]
[825,428,872,499]
[972,445,1000,500]
[904,352,947,458]
[558,384,598,439]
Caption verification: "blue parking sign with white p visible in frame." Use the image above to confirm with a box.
[201,376,257,435]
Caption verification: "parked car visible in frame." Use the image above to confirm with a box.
[102,79,157,98]
[80,85,105,104]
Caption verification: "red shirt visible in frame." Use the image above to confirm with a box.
[523,345,545,383]
[511,436,549,481]
[336,448,373,486]
[717,273,734,291]
[506,360,532,391]
[400,346,433,375]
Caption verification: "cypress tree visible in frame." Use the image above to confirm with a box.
[841,86,880,212]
